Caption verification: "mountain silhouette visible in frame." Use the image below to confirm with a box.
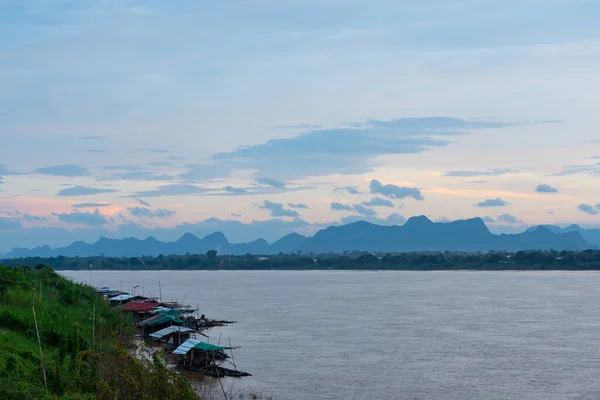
[526,224,600,247]
[2,216,596,259]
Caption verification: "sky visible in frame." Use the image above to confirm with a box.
[1,0,600,252]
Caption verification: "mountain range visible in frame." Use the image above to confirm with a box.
[2,216,598,259]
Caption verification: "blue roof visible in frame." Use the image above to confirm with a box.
[149,326,193,340]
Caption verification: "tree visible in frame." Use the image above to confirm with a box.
[206,250,218,261]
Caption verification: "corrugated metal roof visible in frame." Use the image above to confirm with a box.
[109,294,138,301]
[173,339,202,355]
[172,339,230,355]
[121,301,160,312]
[151,307,172,314]
[149,326,193,340]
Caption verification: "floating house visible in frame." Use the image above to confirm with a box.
[108,293,146,305]
[172,339,250,378]
[121,300,161,322]
[138,313,184,336]
[149,326,199,351]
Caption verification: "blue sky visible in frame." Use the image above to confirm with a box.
[1,0,600,251]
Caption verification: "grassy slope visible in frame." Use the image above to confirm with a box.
[0,265,198,399]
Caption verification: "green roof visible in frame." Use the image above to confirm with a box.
[193,342,228,352]
[146,314,184,326]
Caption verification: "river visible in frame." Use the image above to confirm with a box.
[62,270,600,400]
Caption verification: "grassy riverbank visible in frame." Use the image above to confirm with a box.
[0,264,198,399]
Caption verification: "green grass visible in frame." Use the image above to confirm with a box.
[0,265,198,399]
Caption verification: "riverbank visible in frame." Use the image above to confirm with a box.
[0,265,198,399]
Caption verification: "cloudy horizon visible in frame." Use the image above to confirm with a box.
[1,1,600,252]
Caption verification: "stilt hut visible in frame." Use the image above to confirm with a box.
[149,326,199,351]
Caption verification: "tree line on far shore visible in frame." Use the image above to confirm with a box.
[3,249,600,271]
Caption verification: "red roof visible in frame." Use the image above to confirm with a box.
[121,300,160,313]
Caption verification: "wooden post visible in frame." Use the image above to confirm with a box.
[213,344,228,400]
[32,306,48,394]
[228,338,237,371]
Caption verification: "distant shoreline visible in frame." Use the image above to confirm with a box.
[55,268,600,272]
[5,249,600,271]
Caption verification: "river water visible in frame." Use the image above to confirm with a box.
[62,270,600,400]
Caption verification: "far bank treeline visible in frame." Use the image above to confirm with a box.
[4,249,600,270]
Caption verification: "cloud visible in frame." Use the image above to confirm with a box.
[369,179,423,200]
[81,136,109,140]
[334,186,361,195]
[137,148,170,153]
[0,217,22,230]
[444,168,519,177]
[271,123,322,130]
[259,201,300,217]
[288,203,309,209]
[230,213,242,217]
[72,203,112,208]
[135,198,152,207]
[352,204,377,217]
[362,197,394,207]
[128,207,176,219]
[467,180,488,184]
[212,117,515,179]
[0,165,20,175]
[129,184,211,198]
[54,210,108,227]
[482,216,495,223]
[57,186,118,196]
[179,164,233,181]
[550,163,600,178]
[224,186,247,194]
[86,149,107,153]
[18,213,47,222]
[475,198,509,207]
[148,162,172,167]
[496,214,522,224]
[100,165,144,171]
[168,156,186,161]
[331,202,353,211]
[255,178,286,189]
[108,171,175,181]
[577,204,598,215]
[36,164,89,177]
[535,184,558,193]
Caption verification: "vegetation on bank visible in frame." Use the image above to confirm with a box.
[4,249,600,271]
[0,264,198,399]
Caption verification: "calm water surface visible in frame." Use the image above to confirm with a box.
[62,270,600,400]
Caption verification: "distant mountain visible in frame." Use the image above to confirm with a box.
[527,224,600,247]
[270,233,308,254]
[300,217,594,253]
[3,216,596,259]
